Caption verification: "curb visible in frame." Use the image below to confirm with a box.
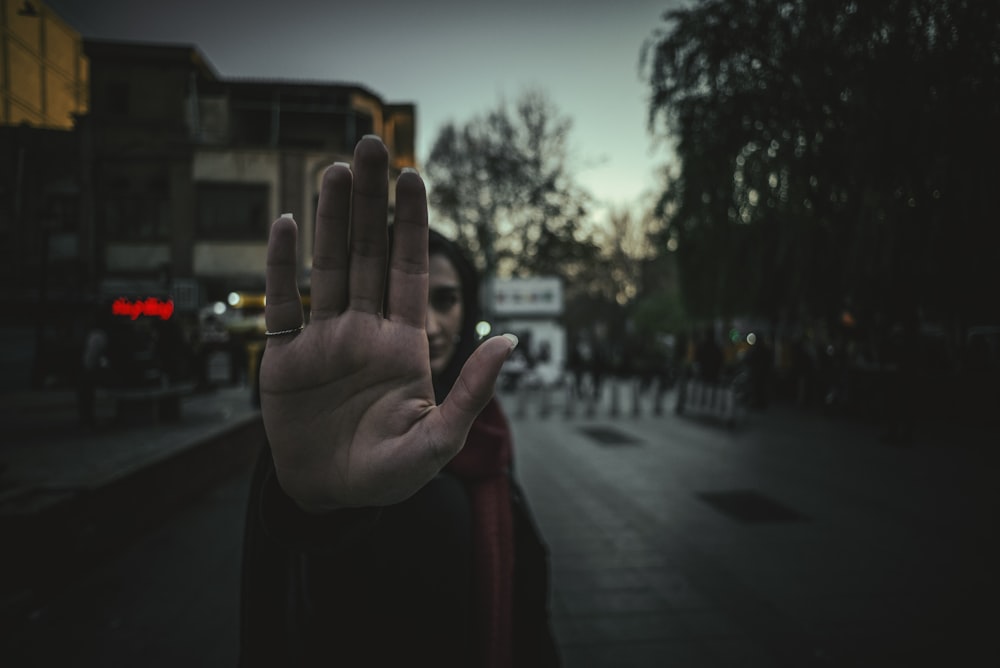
[0,414,265,621]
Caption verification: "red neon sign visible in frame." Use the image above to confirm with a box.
[112,297,175,320]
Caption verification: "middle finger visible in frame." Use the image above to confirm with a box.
[347,135,390,314]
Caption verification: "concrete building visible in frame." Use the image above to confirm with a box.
[0,0,89,387]
[77,39,416,389]
[0,0,88,129]
[84,39,416,308]
[0,24,415,389]
[490,276,566,386]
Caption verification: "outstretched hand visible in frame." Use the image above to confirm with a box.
[260,136,515,513]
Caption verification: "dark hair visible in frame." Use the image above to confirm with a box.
[387,227,481,403]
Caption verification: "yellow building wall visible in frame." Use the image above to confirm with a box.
[1,0,88,129]
[384,110,416,169]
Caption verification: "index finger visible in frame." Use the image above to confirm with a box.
[386,168,428,328]
[265,216,304,343]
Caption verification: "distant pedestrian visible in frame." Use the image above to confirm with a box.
[590,342,607,401]
[790,334,817,407]
[695,327,723,385]
[745,335,774,409]
[568,337,588,399]
[77,306,111,427]
[880,318,918,445]
[693,327,724,408]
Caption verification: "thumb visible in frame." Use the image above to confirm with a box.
[435,333,518,449]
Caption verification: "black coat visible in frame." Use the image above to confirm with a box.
[239,444,560,667]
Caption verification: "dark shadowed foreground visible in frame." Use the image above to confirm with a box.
[2,382,996,667]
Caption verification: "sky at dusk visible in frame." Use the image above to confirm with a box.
[49,0,687,220]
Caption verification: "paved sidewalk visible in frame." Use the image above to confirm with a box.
[0,385,263,615]
[1,386,258,503]
[505,382,998,667]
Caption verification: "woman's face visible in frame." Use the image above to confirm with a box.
[427,253,464,377]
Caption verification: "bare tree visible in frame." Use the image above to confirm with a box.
[424,89,598,286]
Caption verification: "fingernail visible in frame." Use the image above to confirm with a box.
[279,212,295,221]
[401,167,419,175]
[502,333,519,349]
[362,134,383,142]
[334,161,350,169]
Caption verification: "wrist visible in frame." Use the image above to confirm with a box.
[272,465,344,514]
[259,467,381,550]
[291,496,344,516]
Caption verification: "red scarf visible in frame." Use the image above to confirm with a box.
[445,397,514,668]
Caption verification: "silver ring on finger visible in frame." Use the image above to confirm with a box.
[264,325,304,337]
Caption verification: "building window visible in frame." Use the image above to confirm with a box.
[350,111,373,145]
[42,194,79,233]
[197,183,269,240]
[106,82,130,116]
[394,119,414,160]
[105,196,169,241]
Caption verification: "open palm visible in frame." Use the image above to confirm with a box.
[260,136,513,513]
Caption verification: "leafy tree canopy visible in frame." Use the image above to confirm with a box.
[643,0,1000,327]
